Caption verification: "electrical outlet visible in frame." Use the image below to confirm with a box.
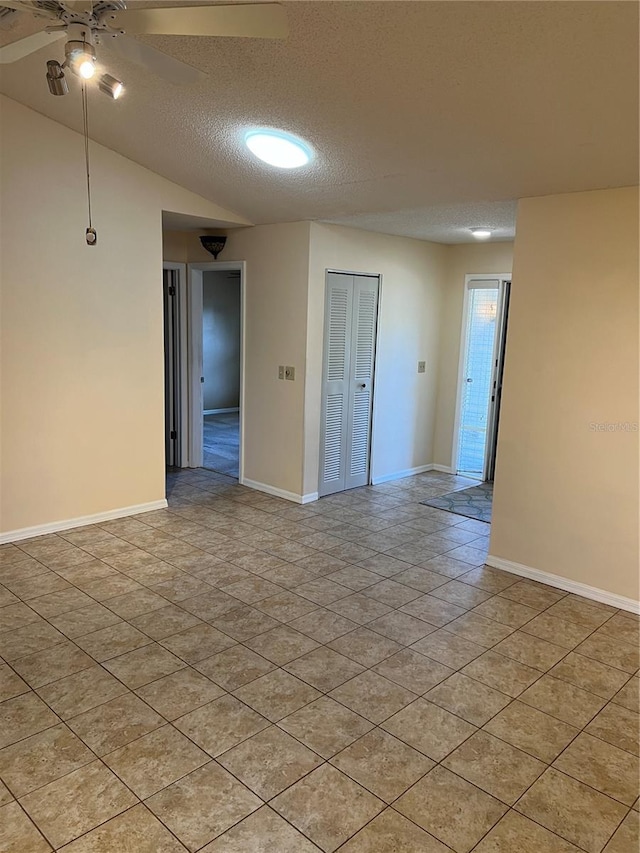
[278,365,285,380]
[285,366,295,381]
[418,361,426,374]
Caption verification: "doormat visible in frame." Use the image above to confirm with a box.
[421,482,493,523]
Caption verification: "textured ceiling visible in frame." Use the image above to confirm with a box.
[1,1,638,243]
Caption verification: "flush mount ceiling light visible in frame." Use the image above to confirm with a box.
[244,129,313,169]
[470,228,493,240]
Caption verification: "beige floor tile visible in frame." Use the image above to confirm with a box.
[401,594,467,626]
[586,702,639,755]
[103,642,185,688]
[516,768,627,853]
[599,612,640,646]
[0,801,52,852]
[411,628,486,669]
[329,671,417,724]
[174,694,269,756]
[328,593,393,626]
[339,808,450,852]
[611,675,639,712]
[159,623,236,663]
[80,575,144,603]
[471,596,539,628]
[425,673,511,726]
[0,723,93,797]
[146,761,261,851]
[430,580,493,609]
[603,809,639,853]
[200,805,322,852]
[520,612,593,649]
[484,700,579,762]
[498,581,565,610]
[218,725,322,799]
[75,622,151,662]
[0,662,30,702]
[473,810,582,852]
[195,645,275,691]
[105,588,175,620]
[326,566,381,591]
[220,576,284,604]
[129,604,202,640]
[394,765,507,853]
[58,803,188,852]
[67,692,165,755]
[278,696,373,759]
[391,567,450,594]
[271,764,384,853]
[255,591,318,622]
[363,579,424,608]
[211,605,281,641]
[234,669,321,721]
[295,577,352,605]
[20,760,137,849]
[135,667,225,720]
[49,604,123,639]
[493,630,567,671]
[328,627,403,667]
[382,698,476,760]
[550,652,630,699]
[244,624,319,665]
[444,612,514,648]
[367,611,436,645]
[0,692,59,748]
[13,641,95,689]
[0,602,44,633]
[457,566,515,593]
[331,728,433,802]
[373,648,453,694]
[0,621,66,662]
[284,646,364,692]
[443,729,545,804]
[0,779,13,806]
[575,633,640,674]
[519,673,607,727]
[36,664,128,719]
[287,608,358,643]
[103,725,210,799]
[461,650,540,697]
[5,573,71,601]
[545,597,614,629]
[554,732,639,805]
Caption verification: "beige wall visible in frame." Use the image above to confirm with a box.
[490,187,639,602]
[0,97,246,536]
[306,223,448,495]
[433,242,514,468]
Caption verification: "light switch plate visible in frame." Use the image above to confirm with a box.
[418,361,426,374]
[285,366,295,381]
[278,365,285,380]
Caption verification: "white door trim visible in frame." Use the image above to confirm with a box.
[187,261,246,478]
[163,262,188,468]
[451,272,511,476]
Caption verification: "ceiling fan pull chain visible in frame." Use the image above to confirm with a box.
[81,77,97,245]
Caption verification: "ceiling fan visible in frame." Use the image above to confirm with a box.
[0,1,288,95]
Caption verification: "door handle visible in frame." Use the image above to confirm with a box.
[358,383,367,389]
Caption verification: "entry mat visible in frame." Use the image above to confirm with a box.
[421,481,493,523]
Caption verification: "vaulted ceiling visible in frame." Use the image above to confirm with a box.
[1,1,638,242]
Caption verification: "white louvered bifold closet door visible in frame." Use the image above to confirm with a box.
[319,273,379,497]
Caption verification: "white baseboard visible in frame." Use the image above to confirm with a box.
[240,478,317,505]
[0,500,169,545]
[431,464,454,474]
[203,407,239,415]
[486,554,640,615]
[371,464,434,485]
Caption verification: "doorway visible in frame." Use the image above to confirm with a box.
[319,271,380,497]
[202,269,241,477]
[454,275,511,481]
[184,261,245,478]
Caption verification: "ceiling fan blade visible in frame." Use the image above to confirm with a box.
[0,29,64,63]
[63,0,93,11]
[111,3,288,39]
[108,34,207,85]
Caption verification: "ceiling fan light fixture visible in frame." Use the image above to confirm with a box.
[99,73,124,100]
[66,40,96,79]
[244,129,312,169]
[45,59,68,96]
[470,227,492,240]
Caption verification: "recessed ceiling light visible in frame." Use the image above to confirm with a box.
[244,129,312,169]
[470,228,492,240]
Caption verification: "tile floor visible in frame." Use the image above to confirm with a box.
[0,470,638,852]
